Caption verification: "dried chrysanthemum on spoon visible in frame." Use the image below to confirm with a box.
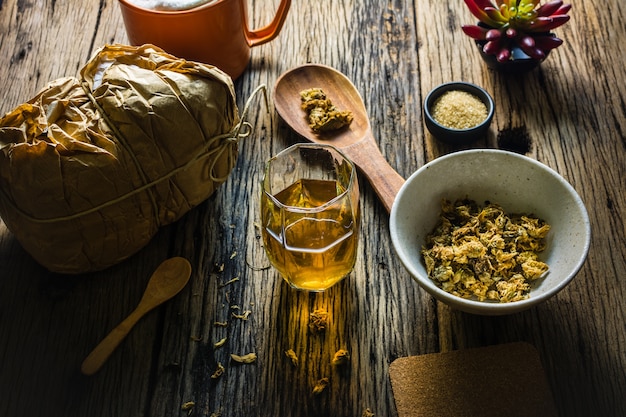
[300,88,353,133]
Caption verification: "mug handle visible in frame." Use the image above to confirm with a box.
[245,0,291,47]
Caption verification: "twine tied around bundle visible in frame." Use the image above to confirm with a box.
[0,84,268,225]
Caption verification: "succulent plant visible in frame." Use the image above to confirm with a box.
[461,0,571,63]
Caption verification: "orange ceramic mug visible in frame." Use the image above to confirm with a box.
[118,0,291,79]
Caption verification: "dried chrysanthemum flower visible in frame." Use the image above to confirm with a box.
[363,408,375,417]
[496,275,531,302]
[422,198,550,302]
[312,377,330,395]
[181,401,195,416]
[300,88,353,133]
[332,349,351,366]
[309,309,329,333]
[285,349,299,367]
[210,362,225,379]
[230,353,257,364]
[214,337,227,348]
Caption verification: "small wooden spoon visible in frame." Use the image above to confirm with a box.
[81,257,192,376]
[273,64,405,213]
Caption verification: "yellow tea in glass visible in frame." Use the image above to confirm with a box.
[261,144,360,291]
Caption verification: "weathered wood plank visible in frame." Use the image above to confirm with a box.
[0,0,625,416]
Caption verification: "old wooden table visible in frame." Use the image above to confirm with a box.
[1,0,625,416]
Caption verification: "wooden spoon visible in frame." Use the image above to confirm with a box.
[273,64,405,213]
[81,257,192,376]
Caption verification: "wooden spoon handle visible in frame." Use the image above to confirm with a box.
[81,306,147,376]
[344,136,405,213]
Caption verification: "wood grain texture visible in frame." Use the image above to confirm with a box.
[0,0,625,416]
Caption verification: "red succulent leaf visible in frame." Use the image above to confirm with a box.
[519,42,546,60]
[484,6,506,23]
[463,0,492,21]
[536,0,563,17]
[462,25,489,40]
[533,48,546,60]
[534,35,564,50]
[483,39,501,55]
[519,35,536,49]
[472,0,499,9]
[463,0,502,27]
[486,29,502,41]
[529,15,571,31]
[555,4,572,15]
[505,28,517,38]
[497,48,511,62]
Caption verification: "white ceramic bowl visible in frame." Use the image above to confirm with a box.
[390,149,591,315]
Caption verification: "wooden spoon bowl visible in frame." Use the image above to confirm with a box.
[273,64,405,213]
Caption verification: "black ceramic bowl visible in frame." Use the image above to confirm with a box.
[424,82,494,145]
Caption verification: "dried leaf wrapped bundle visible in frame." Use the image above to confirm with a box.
[0,44,241,273]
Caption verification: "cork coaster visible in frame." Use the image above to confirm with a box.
[389,342,558,417]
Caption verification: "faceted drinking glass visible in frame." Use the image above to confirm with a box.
[260,143,360,291]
